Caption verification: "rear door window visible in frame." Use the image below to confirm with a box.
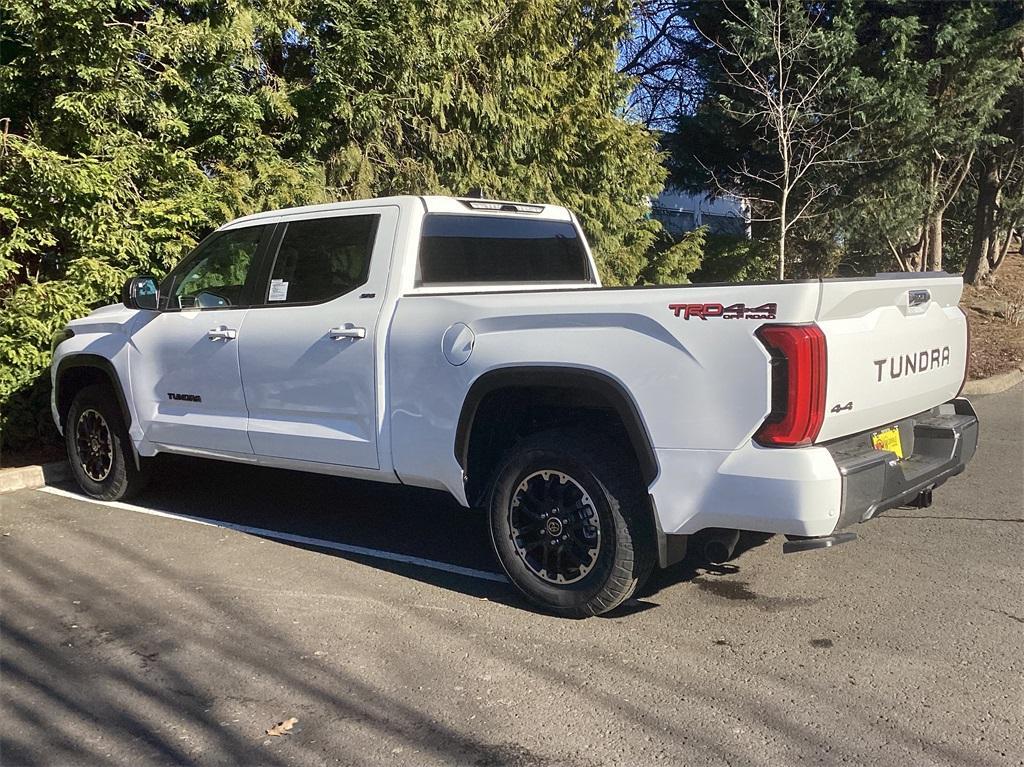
[265,214,380,305]
[417,215,591,286]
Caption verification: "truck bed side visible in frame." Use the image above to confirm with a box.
[386,282,822,498]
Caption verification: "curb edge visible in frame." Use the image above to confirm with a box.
[963,366,1024,396]
[0,461,71,494]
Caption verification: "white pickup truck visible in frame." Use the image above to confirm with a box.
[51,195,978,616]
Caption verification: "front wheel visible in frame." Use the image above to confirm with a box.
[487,429,656,617]
[66,384,150,501]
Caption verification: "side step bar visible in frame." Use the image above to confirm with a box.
[782,531,857,554]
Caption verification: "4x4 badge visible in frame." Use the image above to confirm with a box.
[668,302,778,320]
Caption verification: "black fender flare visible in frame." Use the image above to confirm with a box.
[54,354,133,432]
[453,366,659,486]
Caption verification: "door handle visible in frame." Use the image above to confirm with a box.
[207,326,237,341]
[328,326,366,340]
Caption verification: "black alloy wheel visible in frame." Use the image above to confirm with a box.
[488,428,656,617]
[75,408,114,482]
[66,384,150,501]
[508,469,602,585]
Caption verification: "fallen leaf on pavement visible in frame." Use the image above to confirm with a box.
[265,718,298,737]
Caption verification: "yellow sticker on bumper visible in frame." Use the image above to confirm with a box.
[871,426,904,459]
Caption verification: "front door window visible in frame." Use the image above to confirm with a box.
[165,226,264,309]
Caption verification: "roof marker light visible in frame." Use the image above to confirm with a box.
[459,200,544,214]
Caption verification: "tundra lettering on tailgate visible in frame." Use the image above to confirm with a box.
[874,347,950,382]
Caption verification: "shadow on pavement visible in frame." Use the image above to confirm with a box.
[51,454,772,618]
[2,510,987,767]
[0,524,561,766]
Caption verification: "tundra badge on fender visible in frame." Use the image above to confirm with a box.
[167,392,202,402]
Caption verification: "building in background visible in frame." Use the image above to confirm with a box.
[652,187,750,238]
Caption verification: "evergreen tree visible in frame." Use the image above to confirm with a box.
[0,0,663,447]
[664,0,1022,275]
[963,51,1023,285]
[851,1,1022,272]
[277,0,663,284]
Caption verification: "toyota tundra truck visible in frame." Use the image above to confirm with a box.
[51,195,979,616]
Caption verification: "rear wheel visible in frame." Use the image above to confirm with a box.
[66,384,149,501]
[487,429,656,617]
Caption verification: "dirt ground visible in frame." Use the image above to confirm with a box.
[961,250,1024,380]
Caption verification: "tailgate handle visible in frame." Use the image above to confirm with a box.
[908,289,930,308]
[328,325,366,340]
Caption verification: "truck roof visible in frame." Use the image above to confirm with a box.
[220,195,573,230]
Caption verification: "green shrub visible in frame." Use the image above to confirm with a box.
[690,234,777,283]
[638,226,708,285]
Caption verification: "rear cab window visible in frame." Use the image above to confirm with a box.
[416,214,593,287]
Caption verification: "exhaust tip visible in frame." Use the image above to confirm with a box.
[702,529,741,564]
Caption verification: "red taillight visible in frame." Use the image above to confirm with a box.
[754,324,827,447]
[957,306,971,396]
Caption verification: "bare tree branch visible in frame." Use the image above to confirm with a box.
[693,0,865,278]
[619,1,702,128]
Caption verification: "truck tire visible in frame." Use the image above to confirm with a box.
[66,384,150,501]
[487,428,656,617]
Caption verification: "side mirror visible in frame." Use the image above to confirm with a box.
[122,275,159,310]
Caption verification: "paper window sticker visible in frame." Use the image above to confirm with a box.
[269,279,289,302]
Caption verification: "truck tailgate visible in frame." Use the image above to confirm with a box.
[815,275,968,442]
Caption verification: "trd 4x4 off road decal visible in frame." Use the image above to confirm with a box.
[668,302,778,321]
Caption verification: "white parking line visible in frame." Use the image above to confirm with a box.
[39,485,509,584]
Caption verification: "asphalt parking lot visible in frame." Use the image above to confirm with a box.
[2,385,1021,767]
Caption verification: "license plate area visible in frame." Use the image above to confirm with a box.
[871,426,904,460]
